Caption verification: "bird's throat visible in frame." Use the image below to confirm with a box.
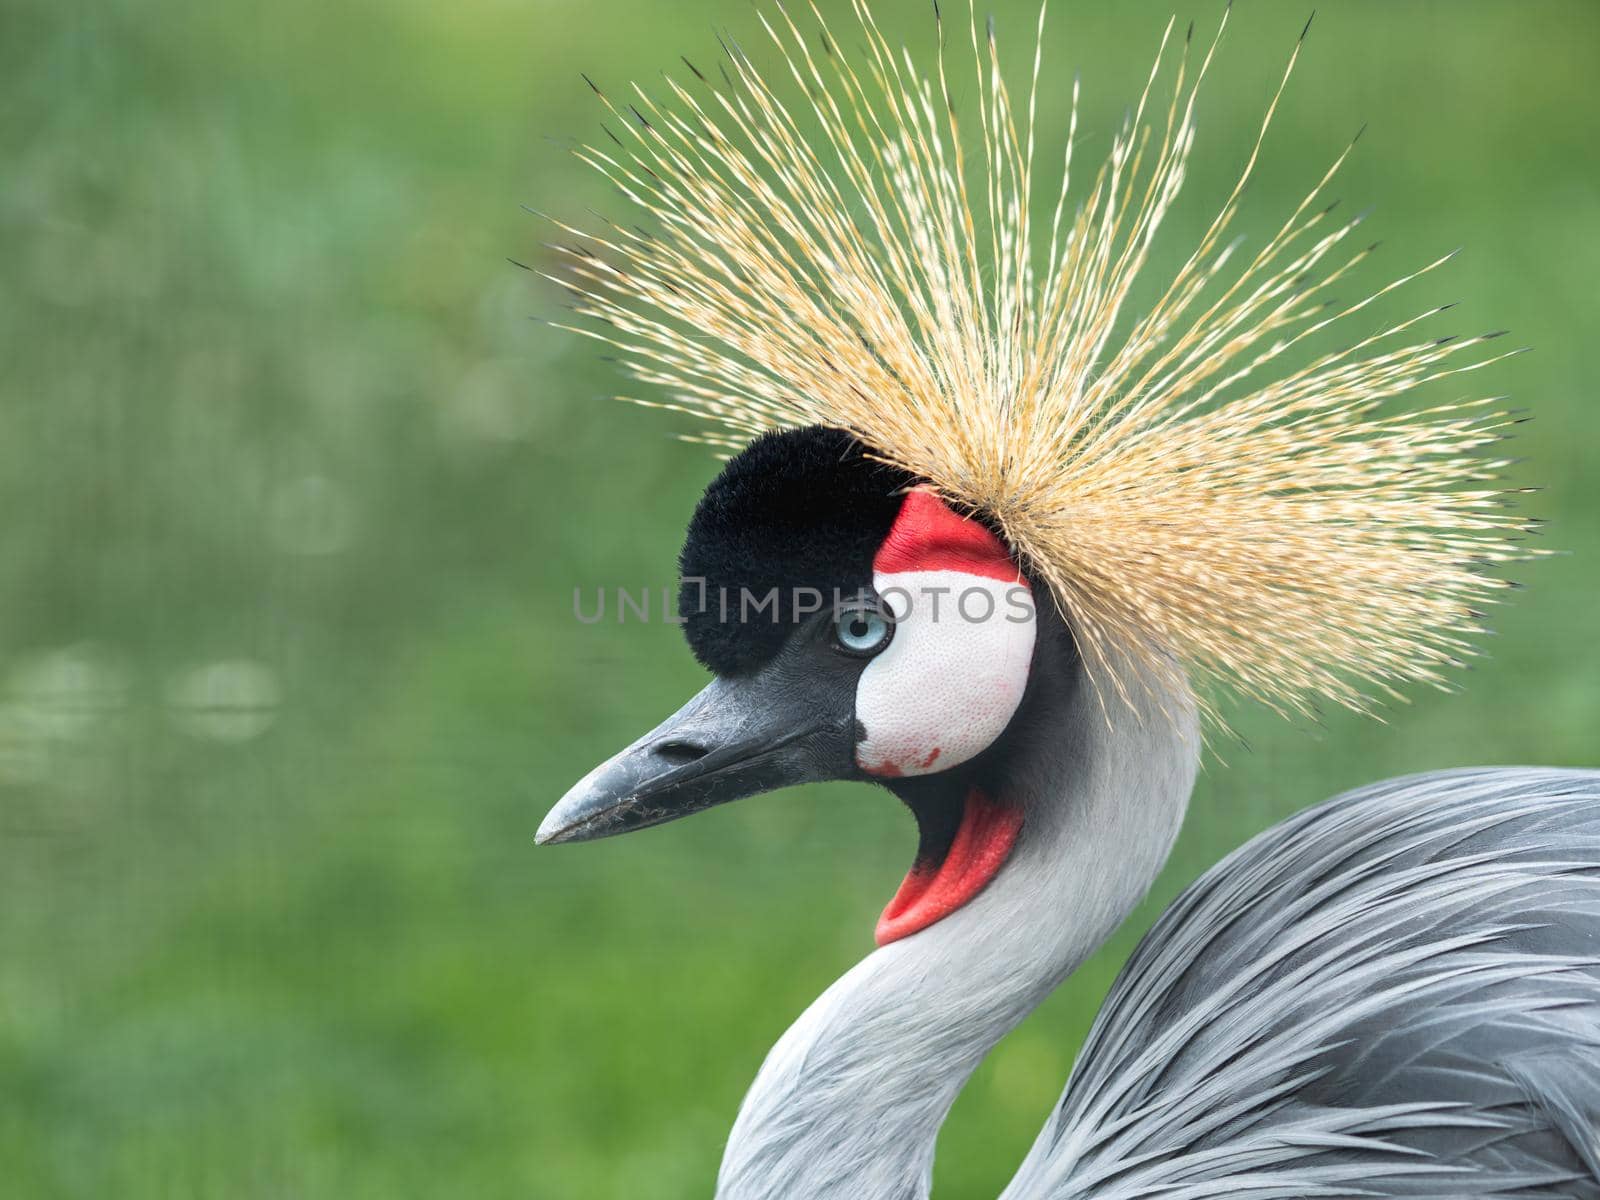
[875,789,1023,946]
[716,616,1200,1200]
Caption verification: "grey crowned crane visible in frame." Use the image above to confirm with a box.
[536,7,1600,1199]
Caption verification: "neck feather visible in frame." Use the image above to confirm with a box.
[715,660,1201,1200]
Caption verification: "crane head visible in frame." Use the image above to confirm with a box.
[538,425,1048,943]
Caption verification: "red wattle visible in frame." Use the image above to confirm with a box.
[875,790,1023,946]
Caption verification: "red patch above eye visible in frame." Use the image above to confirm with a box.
[873,490,1020,582]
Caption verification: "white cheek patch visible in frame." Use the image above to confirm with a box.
[855,569,1035,778]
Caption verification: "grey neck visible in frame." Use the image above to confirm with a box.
[715,667,1201,1200]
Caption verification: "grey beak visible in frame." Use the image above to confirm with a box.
[537,672,857,846]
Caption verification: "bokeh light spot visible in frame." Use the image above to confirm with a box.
[268,475,358,556]
[167,660,282,743]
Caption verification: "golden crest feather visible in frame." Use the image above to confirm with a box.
[548,1,1536,720]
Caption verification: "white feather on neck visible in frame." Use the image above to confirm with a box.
[715,669,1201,1200]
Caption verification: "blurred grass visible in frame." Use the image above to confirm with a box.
[0,0,1597,1196]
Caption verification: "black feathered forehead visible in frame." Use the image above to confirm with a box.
[678,427,916,676]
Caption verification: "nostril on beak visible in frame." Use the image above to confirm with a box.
[653,738,711,765]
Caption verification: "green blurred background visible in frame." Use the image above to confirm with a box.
[1,0,1596,1195]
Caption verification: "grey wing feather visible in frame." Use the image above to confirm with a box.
[1506,1046,1600,1184]
[1003,767,1600,1200]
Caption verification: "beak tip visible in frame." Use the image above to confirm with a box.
[538,776,617,846]
[536,808,573,846]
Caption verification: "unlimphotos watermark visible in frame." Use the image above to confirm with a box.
[573,580,1033,625]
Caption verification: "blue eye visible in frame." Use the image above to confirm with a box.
[835,607,892,656]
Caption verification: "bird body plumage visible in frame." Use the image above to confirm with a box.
[1012,767,1600,1200]
[705,645,1600,1199]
